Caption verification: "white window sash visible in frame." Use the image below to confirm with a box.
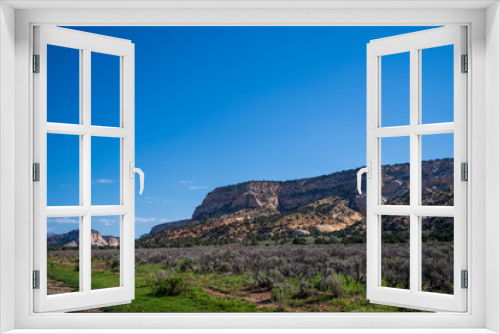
[366,26,468,312]
[33,26,136,313]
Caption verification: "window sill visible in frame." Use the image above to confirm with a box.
[3,329,498,334]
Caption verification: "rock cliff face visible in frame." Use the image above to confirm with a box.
[141,159,453,246]
[47,229,81,247]
[192,158,453,221]
[91,230,109,247]
[191,174,359,221]
[103,236,120,247]
[47,230,119,248]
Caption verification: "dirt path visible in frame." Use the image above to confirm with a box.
[203,287,279,309]
[47,278,76,295]
[203,286,352,312]
[237,288,277,308]
[47,277,103,312]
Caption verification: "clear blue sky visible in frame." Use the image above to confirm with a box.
[46,26,454,238]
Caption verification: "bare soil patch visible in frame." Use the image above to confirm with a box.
[203,286,278,309]
[203,287,230,299]
[47,277,76,295]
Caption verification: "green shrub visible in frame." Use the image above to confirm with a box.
[179,257,195,272]
[321,273,344,298]
[272,284,293,311]
[150,271,188,297]
[293,238,307,245]
[251,269,284,289]
[108,257,120,272]
[218,262,232,273]
[314,238,327,244]
[252,270,272,289]
[295,278,315,298]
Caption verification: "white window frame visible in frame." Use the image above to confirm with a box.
[0,1,499,333]
[366,26,468,312]
[33,26,136,313]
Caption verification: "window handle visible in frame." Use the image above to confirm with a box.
[357,162,371,195]
[129,162,144,195]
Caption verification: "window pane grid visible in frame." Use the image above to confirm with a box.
[367,25,466,312]
[34,26,135,313]
[44,47,127,296]
[377,48,457,294]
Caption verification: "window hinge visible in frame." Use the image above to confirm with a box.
[33,54,40,73]
[461,54,468,73]
[461,270,468,289]
[33,163,40,182]
[461,162,468,182]
[33,270,40,289]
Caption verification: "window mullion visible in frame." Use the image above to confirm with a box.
[78,48,84,292]
[373,205,454,217]
[82,47,92,294]
[409,47,420,294]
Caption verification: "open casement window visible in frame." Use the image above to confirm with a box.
[362,26,468,312]
[33,26,139,312]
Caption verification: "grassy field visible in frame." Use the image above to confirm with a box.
[46,244,437,313]
[47,258,413,312]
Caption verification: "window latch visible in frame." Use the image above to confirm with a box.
[129,162,144,195]
[357,162,371,195]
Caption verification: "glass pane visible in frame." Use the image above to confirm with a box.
[421,133,454,206]
[47,45,80,124]
[91,137,120,205]
[47,134,79,206]
[47,216,80,295]
[91,216,121,290]
[421,45,454,124]
[421,216,454,294]
[381,52,410,127]
[92,52,120,127]
[381,136,410,205]
[381,215,410,289]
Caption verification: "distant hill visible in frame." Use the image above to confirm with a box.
[138,159,453,248]
[47,230,120,248]
[149,219,192,235]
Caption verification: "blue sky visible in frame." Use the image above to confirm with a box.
[46,26,454,238]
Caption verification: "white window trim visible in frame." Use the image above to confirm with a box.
[0,1,498,333]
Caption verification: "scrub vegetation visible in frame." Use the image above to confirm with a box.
[46,242,451,312]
